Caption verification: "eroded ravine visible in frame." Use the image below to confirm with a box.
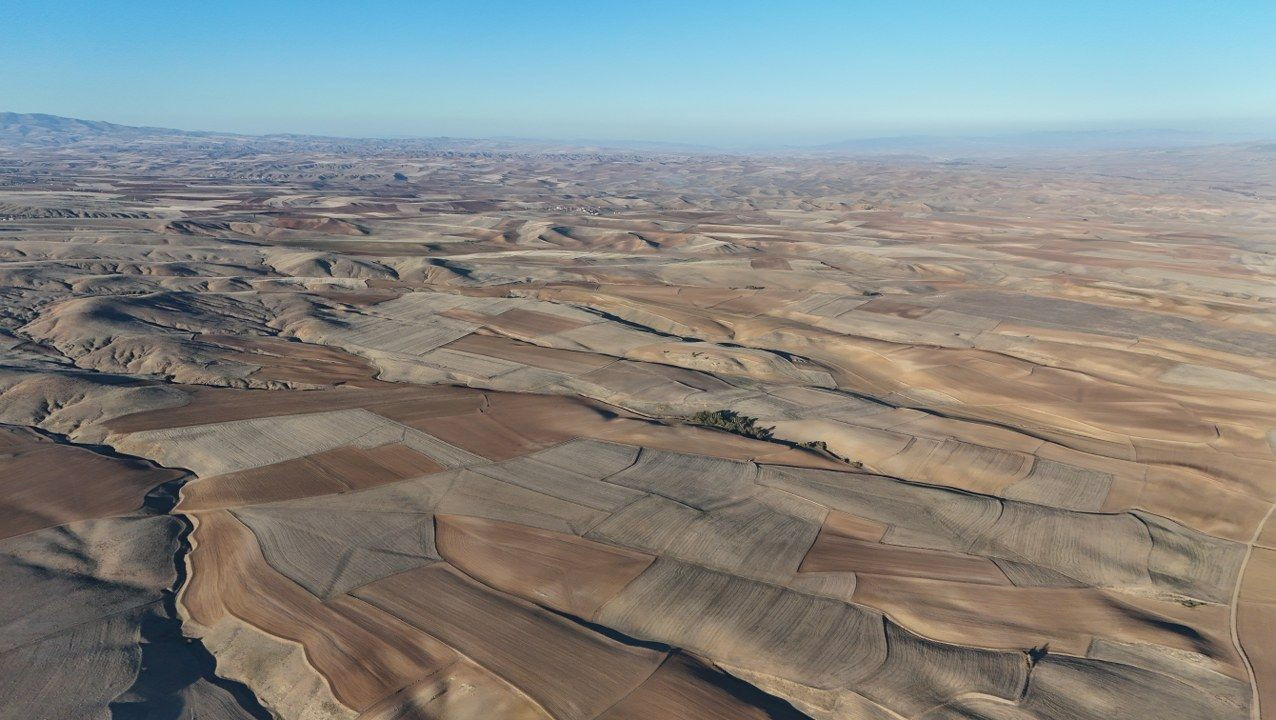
[23,427,274,720]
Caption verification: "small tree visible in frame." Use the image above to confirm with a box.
[1025,643,1050,666]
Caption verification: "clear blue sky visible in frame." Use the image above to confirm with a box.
[2,0,1274,144]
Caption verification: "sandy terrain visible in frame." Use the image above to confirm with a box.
[1,118,1274,719]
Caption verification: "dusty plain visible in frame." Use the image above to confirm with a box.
[1,116,1274,719]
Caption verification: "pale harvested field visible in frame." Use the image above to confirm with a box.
[0,131,1273,719]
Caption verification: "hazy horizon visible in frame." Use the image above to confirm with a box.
[4,0,1274,145]
[6,109,1275,152]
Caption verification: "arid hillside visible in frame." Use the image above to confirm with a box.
[1,124,1274,720]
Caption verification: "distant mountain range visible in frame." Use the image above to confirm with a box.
[2,111,1271,157]
[0,112,215,146]
[0,112,702,155]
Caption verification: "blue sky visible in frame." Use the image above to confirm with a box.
[3,0,1274,143]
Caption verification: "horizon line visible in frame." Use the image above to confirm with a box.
[4,109,1276,153]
